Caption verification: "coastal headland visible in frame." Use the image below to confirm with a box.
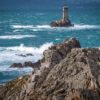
[0,38,100,100]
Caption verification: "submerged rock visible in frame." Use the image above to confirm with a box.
[0,38,100,100]
[16,53,34,57]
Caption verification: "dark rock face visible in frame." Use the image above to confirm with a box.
[50,19,73,27]
[10,61,41,69]
[24,61,33,67]
[10,63,23,68]
[0,38,100,100]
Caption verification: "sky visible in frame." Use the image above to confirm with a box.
[0,0,100,10]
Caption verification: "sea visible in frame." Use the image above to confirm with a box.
[0,0,100,84]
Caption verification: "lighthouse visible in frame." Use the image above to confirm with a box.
[50,6,73,27]
[63,6,69,21]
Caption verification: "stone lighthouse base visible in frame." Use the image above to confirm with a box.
[50,6,74,27]
[50,19,74,27]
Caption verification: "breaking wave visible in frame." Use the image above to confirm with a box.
[0,35,36,39]
[0,42,53,70]
[11,24,100,32]
[69,24,100,30]
[0,42,53,84]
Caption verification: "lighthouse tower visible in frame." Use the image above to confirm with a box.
[63,6,69,21]
[50,6,73,27]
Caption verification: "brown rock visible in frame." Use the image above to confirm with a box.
[1,38,100,100]
[50,19,73,27]
[43,38,81,67]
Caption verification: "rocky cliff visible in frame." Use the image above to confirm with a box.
[0,38,100,100]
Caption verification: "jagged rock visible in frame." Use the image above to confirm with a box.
[43,38,81,67]
[24,60,41,69]
[10,63,23,68]
[24,61,34,67]
[0,38,100,100]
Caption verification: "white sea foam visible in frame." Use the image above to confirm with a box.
[36,25,51,28]
[68,24,100,30]
[13,29,20,32]
[0,42,53,71]
[11,24,52,30]
[12,25,33,29]
[0,35,36,39]
[11,24,100,32]
[55,38,61,41]
[5,42,53,54]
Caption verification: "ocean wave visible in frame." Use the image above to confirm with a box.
[12,25,34,29]
[55,38,61,41]
[0,42,53,69]
[11,24,100,32]
[5,42,53,54]
[35,13,45,16]
[0,35,36,39]
[69,24,100,30]
[0,67,33,84]
[11,24,51,30]
[0,67,32,72]
[13,29,20,32]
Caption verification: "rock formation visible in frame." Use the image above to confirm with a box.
[10,61,41,69]
[16,53,34,57]
[50,6,74,27]
[0,38,100,100]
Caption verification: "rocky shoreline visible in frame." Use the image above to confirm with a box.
[0,38,100,100]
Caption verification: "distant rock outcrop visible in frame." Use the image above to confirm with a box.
[50,19,73,27]
[50,6,74,27]
[0,38,100,100]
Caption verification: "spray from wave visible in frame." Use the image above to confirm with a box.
[0,42,53,69]
[0,42,53,83]
[11,24,100,32]
[0,35,36,39]
[69,24,100,30]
